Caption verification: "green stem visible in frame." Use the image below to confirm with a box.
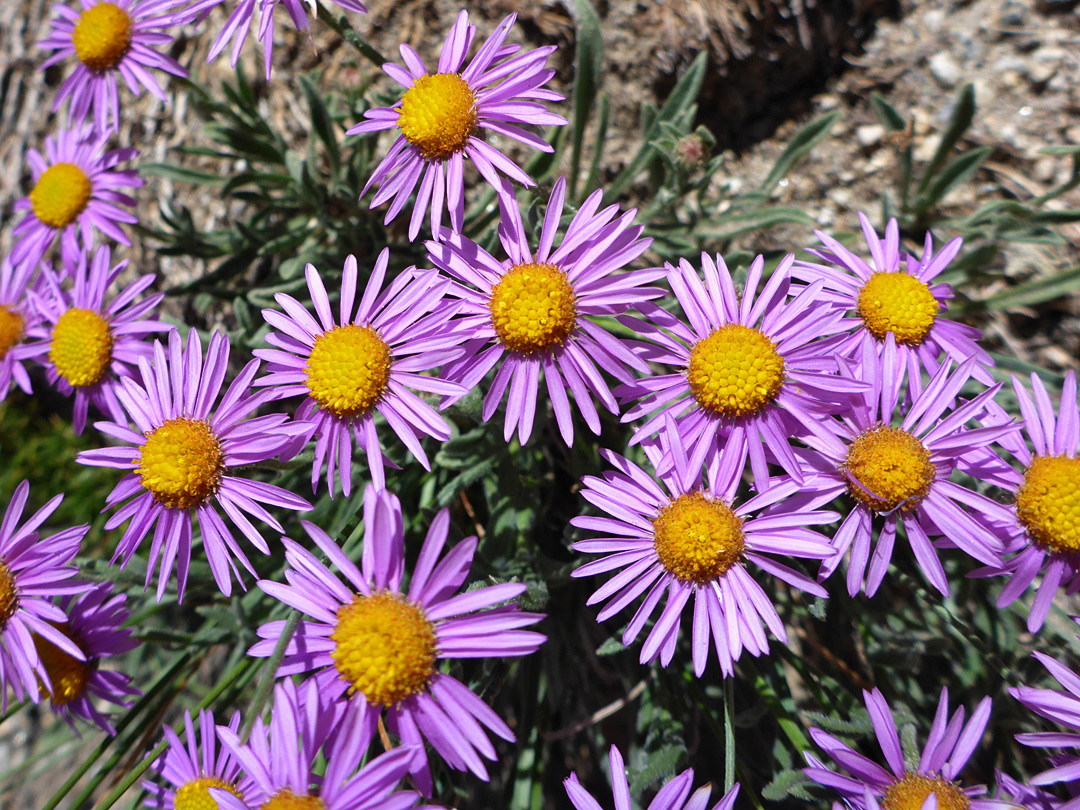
[241,609,301,742]
[723,678,736,793]
[316,5,388,67]
[89,656,260,810]
[40,650,196,810]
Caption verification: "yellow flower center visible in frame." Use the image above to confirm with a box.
[33,624,91,706]
[398,73,478,161]
[488,262,577,355]
[304,325,392,418]
[30,163,93,229]
[686,324,785,418]
[1016,455,1080,554]
[260,791,325,810]
[857,273,940,346]
[0,560,17,632]
[137,418,225,510]
[881,773,971,810]
[843,426,935,513]
[175,777,243,810]
[72,3,133,71]
[49,308,114,388]
[652,492,745,584]
[330,591,438,707]
[0,306,25,360]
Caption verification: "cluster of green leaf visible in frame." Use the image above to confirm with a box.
[6,2,1080,810]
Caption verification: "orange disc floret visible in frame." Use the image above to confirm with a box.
[653,492,745,583]
[398,73,478,160]
[331,591,438,706]
[73,3,133,71]
[488,263,577,354]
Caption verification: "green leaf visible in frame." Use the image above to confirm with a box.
[760,111,839,191]
[916,145,991,210]
[762,768,815,802]
[606,51,707,199]
[596,636,626,656]
[300,74,341,172]
[977,265,1080,310]
[694,206,815,240]
[581,93,610,195]
[915,83,976,200]
[139,163,225,185]
[870,92,907,131]
[628,744,685,795]
[569,0,603,199]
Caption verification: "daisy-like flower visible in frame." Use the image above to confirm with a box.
[0,256,41,401]
[254,249,465,495]
[32,582,139,733]
[564,745,740,810]
[77,328,312,600]
[428,177,664,446]
[793,351,1010,597]
[250,485,546,793]
[970,371,1080,633]
[23,243,168,434]
[215,677,429,810]
[993,771,1061,810]
[804,687,1013,810]
[793,212,993,392]
[143,708,255,810]
[0,481,87,710]
[10,127,141,271]
[179,0,366,80]
[39,0,189,134]
[571,416,837,676]
[1012,648,1080,804]
[618,252,861,492]
[347,11,566,241]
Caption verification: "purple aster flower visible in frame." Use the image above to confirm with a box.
[32,581,139,734]
[792,212,993,393]
[23,243,168,434]
[0,481,87,710]
[427,177,664,446]
[215,677,430,810]
[254,249,465,495]
[993,771,1061,810]
[617,252,862,492]
[38,0,189,134]
[0,256,42,401]
[77,328,312,600]
[564,745,741,810]
[804,687,1013,810]
[792,352,1010,597]
[1012,646,1080,803]
[347,11,567,241]
[10,127,141,270]
[178,0,366,80]
[968,371,1080,633]
[571,416,836,676]
[143,708,256,810]
[250,485,546,794]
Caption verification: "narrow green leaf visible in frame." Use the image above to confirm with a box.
[569,0,603,200]
[916,146,991,211]
[300,74,341,172]
[915,83,976,199]
[870,92,906,131]
[977,265,1080,310]
[606,51,708,199]
[139,164,225,185]
[760,111,839,191]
